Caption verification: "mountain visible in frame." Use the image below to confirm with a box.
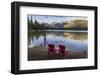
[28,19,88,30]
[44,22,64,29]
[64,19,87,30]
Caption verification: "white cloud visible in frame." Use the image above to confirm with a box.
[28,15,87,24]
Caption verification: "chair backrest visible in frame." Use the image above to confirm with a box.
[48,44,55,49]
[59,45,65,50]
[59,45,65,54]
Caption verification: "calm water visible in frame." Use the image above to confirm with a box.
[28,30,88,52]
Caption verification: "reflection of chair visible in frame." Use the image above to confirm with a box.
[48,44,55,55]
[58,45,68,57]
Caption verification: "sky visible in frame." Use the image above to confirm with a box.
[28,15,87,24]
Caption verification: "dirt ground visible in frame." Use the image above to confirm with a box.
[28,46,87,61]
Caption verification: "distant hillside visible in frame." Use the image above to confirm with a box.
[64,19,88,30]
[28,19,88,30]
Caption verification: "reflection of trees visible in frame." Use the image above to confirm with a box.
[63,32,87,41]
[54,31,64,36]
[28,16,47,45]
[46,31,87,41]
[28,30,88,46]
[28,31,46,45]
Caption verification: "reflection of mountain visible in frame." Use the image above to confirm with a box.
[63,32,87,41]
[28,31,87,52]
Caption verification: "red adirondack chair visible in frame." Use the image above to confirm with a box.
[48,44,55,55]
[58,45,68,57]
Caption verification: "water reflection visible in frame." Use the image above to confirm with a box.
[63,32,87,42]
[28,30,88,52]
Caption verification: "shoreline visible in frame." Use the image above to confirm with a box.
[28,46,87,61]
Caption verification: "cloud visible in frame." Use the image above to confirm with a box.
[28,15,87,24]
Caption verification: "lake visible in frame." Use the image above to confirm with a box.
[28,30,88,53]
